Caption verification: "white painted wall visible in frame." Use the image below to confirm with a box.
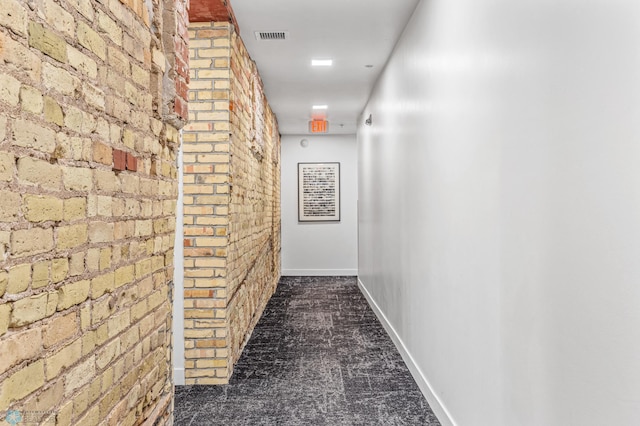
[358,1,640,425]
[281,134,358,276]
[172,144,185,385]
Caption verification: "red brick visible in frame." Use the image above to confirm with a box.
[175,97,188,120]
[176,57,189,81]
[113,149,126,171]
[189,0,233,24]
[176,79,188,99]
[125,153,137,172]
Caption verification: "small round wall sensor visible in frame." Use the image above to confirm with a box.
[300,139,309,148]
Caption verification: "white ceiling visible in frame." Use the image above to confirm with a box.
[230,0,420,135]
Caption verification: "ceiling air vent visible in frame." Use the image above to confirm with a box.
[254,31,289,41]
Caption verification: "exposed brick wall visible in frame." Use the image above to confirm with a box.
[160,0,190,127]
[227,28,281,370]
[0,0,187,424]
[183,21,281,384]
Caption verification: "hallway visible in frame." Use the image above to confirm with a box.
[174,277,440,425]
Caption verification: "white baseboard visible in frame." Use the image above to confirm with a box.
[282,269,358,276]
[357,278,456,426]
[173,367,185,386]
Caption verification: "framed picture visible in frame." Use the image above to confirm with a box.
[298,162,340,222]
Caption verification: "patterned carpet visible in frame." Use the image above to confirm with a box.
[174,276,441,425]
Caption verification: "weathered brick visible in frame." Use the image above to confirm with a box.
[32,261,49,289]
[69,252,84,276]
[17,156,62,190]
[11,227,54,257]
[86,247,100,271]
[97,10,122,45]
[7,263,31,294]
[23,194,64,223]
[0,303,10,336]
[12,118,56,153]
[96,195,113,216]
[0,190,21,222]
[42,63,78,95]
[28,21,67,63]
[93,141,112,165]
[96,339,120,370]
[52,258,69,283]
[83,82,106,110]
[0,360,45,411]
[44,96,64,125]
[135,220,153,237]
[0,328,42,375]
[0,32,42,82]
[56,399,73,426]
[57,279,90,310]
[20,85,44,114]
[56,224,88,250]
[91,272,115,299]
[63,197,87,221]
[88,222,114,243]
[0,150,13,182]
[22,380,64,418]
[108,46,131,76]
[67,45,98,78]
[62,166,93,192]
[1,0,27,35]
[115,265,135,288]
[44,313,77,348]
[77,402,100,426]
[77,21,106,60]
[0,272,6,298]
[67,0,94,21]
[107,309,130,338]
[100,248,111,270]
[45,339,81,380]
[10,292,58,326]
[40,0,75,38]
[0,72,20,106]
[63,105,96,134]
[65,356,95,396]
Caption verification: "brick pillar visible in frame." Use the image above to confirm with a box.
[182,21,282,385]
[183,22,233,384]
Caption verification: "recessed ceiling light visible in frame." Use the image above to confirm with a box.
[312,105,328,110]
[311,59,333,67]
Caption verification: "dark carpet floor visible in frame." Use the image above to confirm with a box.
[174,276,441,426]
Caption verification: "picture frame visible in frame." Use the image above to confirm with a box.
[298,162,340,222]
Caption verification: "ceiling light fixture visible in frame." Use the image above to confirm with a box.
[311,59,333,67]
[312,105,328,110]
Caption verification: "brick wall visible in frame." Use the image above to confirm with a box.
[0,0,187,424]
[227,28,281,370]
[183,21,281,384]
